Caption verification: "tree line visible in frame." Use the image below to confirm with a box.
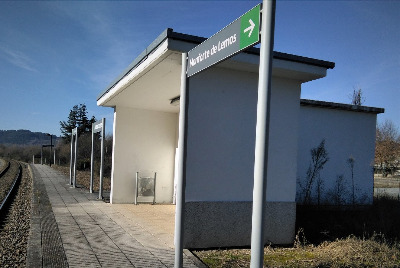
[0,104,112,177]
[57,104,113,176]
[0,130,58,145]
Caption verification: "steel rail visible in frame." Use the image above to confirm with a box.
[0,162,22,213]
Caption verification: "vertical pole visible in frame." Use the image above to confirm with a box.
[250,1,276,267]
[69,134,73,185]
[41,146,43,165]
[135,172,138,205]
[99,118,105,199]
[153,172,157,205]
[73,128,78,188]
[54,149,56,166]
[33,155,35,164]
[174,52,188,268]
[90,124,95,193]
[49,135,53,167]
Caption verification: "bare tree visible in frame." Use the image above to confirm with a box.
[347,157,355,205]
[303,139,329,204]
[375,120,400,176]
[332,174,347,206]
[316,174,324,206]
[350,87,365,106]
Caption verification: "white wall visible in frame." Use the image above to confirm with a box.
[111,106,178,203]
[297,106,377,204]
[184,67,301,202]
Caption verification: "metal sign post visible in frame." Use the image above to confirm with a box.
[250,1,276,267]
[69,132,73,185]
[174,52,188,268]
[69,128,78,187]
[175,4,263,268]
[90,118,106,199]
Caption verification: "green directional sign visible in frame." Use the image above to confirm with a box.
[187,4,261,77]
[240,5,260,50]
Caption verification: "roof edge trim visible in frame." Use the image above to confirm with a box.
[300,99,384,114]
[97,29,172,101]
[98,28,336,101]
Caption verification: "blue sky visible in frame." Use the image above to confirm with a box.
[0,1,399,136]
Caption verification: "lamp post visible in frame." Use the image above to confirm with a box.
[46,133,53,167]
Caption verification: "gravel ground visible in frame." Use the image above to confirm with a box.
[0,162,32,267]
[0,159,5,170]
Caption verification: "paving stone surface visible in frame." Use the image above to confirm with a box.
[28,164,201,268]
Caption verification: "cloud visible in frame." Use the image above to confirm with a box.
[0,45,37,72]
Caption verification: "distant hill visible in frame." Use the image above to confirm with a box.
[0,130,59,145]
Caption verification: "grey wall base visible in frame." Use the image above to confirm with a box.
[183,201,296,249]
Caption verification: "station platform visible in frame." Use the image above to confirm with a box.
[27,164,203,268]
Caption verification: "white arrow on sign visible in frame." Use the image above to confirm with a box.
[244,19,255,37]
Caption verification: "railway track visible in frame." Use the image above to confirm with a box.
[0,159,32,266]
[0,160,22,216]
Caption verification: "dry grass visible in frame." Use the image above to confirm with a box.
[194,235,400,268]
[195,198,400,267]
[51,165,111,192]
[314,236,400,267]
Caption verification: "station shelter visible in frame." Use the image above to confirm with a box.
[97,28,383,248]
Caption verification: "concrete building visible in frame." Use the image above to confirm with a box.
[97,28,383,248]
[297,100,383,205]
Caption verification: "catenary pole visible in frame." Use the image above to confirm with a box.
[250,0,276,267]
[174,52,188,268]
